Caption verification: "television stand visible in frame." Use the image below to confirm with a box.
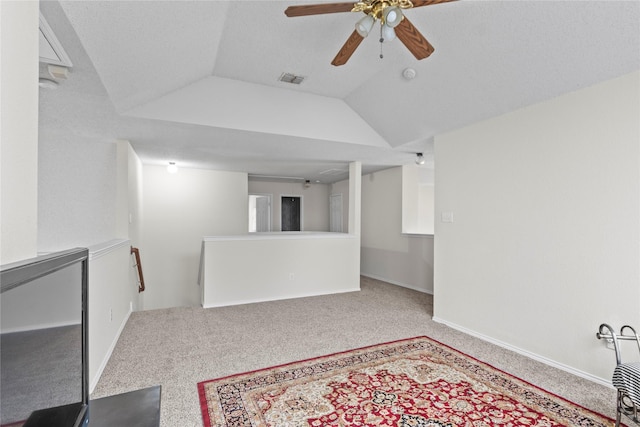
[88,385,160,427]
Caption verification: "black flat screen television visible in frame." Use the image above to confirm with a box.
[1,248,89,427]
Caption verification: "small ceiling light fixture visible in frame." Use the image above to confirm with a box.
[415,153,425,165]
[167,162,178,174]
[402,67,416,80]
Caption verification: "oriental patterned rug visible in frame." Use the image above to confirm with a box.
[198,336,612,427]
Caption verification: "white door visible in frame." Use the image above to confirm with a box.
[249,194,271,232]
[255,196,271,232]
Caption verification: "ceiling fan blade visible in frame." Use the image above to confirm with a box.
[395,17,435,60]
[410,0,457,7]
[331,30,364,66]
[285,2,355,17]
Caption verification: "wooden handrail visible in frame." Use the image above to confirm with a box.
[131,246,145,293]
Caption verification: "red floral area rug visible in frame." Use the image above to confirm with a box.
[198,336,612,427]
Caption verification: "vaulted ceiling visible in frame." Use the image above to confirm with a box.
[39,0,640,183]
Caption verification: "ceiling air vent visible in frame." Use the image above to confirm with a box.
[279,73,305,84]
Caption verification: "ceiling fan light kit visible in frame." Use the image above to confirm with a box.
[356,15,375,37]
[381,23,397,42]
[284,0,457,66]
[382,6,403,28]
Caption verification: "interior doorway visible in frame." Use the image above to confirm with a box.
[249,194,272,232]
[281,196,302,231]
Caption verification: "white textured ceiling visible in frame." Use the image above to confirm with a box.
[39,0,640,183]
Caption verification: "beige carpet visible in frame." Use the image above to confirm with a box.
[91,277,616,427]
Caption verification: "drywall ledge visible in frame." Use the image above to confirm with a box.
[87,239,135,392]
[201,233,360,308]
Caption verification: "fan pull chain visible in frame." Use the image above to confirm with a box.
[379,24,384,59]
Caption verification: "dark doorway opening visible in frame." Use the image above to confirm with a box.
[281,196,301,231]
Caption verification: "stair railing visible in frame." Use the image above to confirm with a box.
[130,246,145,293]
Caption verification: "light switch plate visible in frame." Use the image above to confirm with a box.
[441,212,454,223]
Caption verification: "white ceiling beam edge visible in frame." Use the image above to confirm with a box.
[126,76,390,149]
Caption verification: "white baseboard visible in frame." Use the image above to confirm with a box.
[89,306,132,393]
[361,273,433,295]
[432,316,612,389]
[203,286,361,309]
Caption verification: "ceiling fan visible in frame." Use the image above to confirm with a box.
[284,0,456,66]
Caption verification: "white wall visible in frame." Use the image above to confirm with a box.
[248,180,330,231]
[115,141,129,238]
[118,141,145,309]
[126,143,144,249]
[330,179,350,233]
[360,167,435,293]
[36,0,122,253]
[402,165,435,235]
[38,137,117,252]
[0,1,39,264]
[434,71,640,384]
[142,166,248,309]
